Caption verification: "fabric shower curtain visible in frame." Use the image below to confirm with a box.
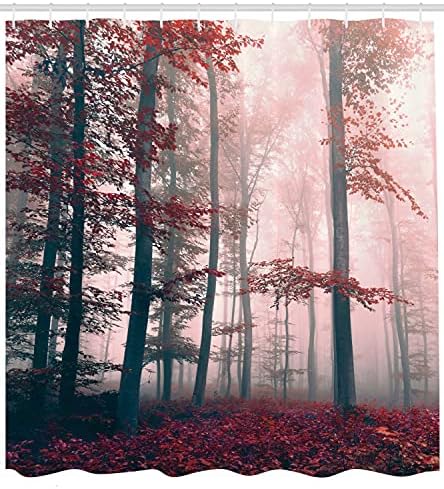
[5,15,438,477]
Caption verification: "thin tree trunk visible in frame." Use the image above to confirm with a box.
[398,230,409,354]
[237,305,243,396]
[273,306,279,399]
[391,307,401,404]
[382,302,394,404]
[329,21,356,408]
[59,22,86,413]
[239,96,253,400]
[161,64,178,402]
[178,361,184,397]
[219,271,228,394]
[117,25,160,433]
[100,322,113,383]
[305,199,317,402]
[226,232,238,398]
[32,44,66,382]
[156,358,162,401]
[192,57,220,406]
[385,192,411,408]
[419,287,429,402]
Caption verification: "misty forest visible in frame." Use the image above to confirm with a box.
[6,18,439,476]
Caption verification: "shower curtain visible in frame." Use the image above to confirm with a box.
[5,17,438,478]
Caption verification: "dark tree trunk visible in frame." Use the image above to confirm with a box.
[385,192,411,408]
[32,44,66,379]
[178,361,184,397]
[329,21,356,408]
[192,57,220,406]
[59,22,86,413]
[156,358,162,401]
[116,25,161,433]
[312,35,336,401]
[161,64,178,402]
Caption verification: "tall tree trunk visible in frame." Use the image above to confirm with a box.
[283,223,297,401]
[239,97,253,400]
[419,285,429,402]
[226,233,238,398]
[391,308,401,404]
[398,230,409,354]
[237,305,243,396]
[59,22,86,413]
[273,306,279,399]
[161,64,178,402]
[305,199,317,402]
[382,302,394,404]
[117,25,160,433]
[311,32,336,402]
[385,192,411,408]
[192,57,220,406]
[219,271,229,394]
[329,21,356,408]
[31,44,67,381]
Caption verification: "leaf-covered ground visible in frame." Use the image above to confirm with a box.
[7,400,439,477]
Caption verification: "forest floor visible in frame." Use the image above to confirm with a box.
[7,398,439,477]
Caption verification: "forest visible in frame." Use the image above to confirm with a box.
[5,17,439,476]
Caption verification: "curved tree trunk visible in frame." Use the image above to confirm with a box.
[117,24,161,433]
[59,22,87,413]
[192,57,220,406]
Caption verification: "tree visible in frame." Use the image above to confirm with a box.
[192,56,220,406]
[328,21,356,408]
[59,20,87,412]
[116,23,162,432]
[27,43,67,411]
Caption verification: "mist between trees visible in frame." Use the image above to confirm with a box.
[6,18,438,437]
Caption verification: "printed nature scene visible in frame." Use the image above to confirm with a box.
[6,18,439,476]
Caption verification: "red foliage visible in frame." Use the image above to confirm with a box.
[6,400,438,477]
[247,259,410,310]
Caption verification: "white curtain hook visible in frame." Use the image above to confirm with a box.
[382,2,386,30]
[122,2,127,26]
[271,3,275,24]
[234,3,239,31]
[85,2,90,28]
[308,3,312,30]
[419,3,423,31]
[12,2,16,29]
[160,3,164,29]
[49,3,53,28]
[197,3,201,32]
[344,3,349,29]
